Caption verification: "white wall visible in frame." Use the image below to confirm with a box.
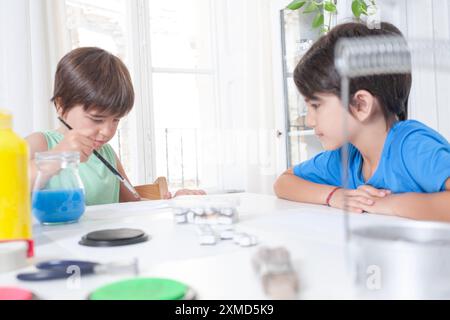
[404,0,450,140]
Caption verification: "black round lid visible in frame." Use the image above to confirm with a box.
[79,228,149,247]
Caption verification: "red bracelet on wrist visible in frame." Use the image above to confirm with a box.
[326,187,341,207]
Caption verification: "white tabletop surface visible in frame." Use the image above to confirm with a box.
[0,193,413,300]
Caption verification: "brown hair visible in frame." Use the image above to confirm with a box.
[51,47,134,117]
[293,22,411,121]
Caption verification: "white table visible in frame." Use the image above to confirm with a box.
[0,193,409,300]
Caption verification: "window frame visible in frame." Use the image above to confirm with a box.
[62,0,221,187]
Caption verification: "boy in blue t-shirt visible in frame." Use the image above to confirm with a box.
[274,22,450,221]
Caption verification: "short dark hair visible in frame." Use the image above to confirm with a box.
[293,22,411,121]
[51,47,134,117]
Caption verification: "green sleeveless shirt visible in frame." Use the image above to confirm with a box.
[42,130,120,205]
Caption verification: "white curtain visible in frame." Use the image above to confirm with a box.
[0,0,65,137]
[212,0,278,194]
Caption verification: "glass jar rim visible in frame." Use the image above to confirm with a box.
[35,151,80,162]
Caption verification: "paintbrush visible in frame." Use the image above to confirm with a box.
[58,117,140,199]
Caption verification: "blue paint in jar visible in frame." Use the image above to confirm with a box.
[32,188,85,225]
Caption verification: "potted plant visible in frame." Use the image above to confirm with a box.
[286,0,378,33]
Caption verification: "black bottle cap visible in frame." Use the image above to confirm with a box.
[79,228,150,247]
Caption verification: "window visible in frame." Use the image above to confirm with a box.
[63,0,218,189]
[64,0,139,183]
[148,0,217,189]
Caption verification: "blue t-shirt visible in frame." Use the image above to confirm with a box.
[293,120,450,193]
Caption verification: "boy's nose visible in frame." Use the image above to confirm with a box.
[305,112,315,128]
[99,123,115,137]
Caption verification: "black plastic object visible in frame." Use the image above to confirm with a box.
[17,260,99,281]
[79,228,149,247]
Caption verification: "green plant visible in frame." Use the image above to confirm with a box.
[286,0,377,34]
[351,0,377,19]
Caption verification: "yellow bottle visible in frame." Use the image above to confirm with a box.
[0,109,33,257]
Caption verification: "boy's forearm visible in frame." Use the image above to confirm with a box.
[391,191,450,222]
[28,159,61,191]
[28,160,38,192]
[274,171,336,205]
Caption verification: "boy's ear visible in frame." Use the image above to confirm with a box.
[350,90,375,122]
[54,98,63,117]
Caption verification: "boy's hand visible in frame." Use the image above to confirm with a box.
[53,129,96,162]
[355,192,398,216]
[329,185,391,214]
[162,191,172,199]
[173,189,207,197]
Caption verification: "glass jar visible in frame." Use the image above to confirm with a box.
[32,152,85,225]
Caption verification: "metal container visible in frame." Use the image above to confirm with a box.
[349,221,450,299]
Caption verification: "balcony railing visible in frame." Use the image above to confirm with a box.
[156,128,200,189]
